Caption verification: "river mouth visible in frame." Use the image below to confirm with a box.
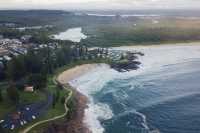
[52,27,87,42]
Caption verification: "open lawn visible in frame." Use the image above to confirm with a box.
[0,78,66,133]
[20,91,46,105]
[0,87,45,120]
[10,76,70,133]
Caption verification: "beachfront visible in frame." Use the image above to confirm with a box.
[54,43,200,133]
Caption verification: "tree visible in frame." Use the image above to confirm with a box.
[7,84,19,105]
[6,56,26,81]
[60,96,66,104]
[0,89,3,102]
[28,74,47,90]
[15,78,26,91]
[24,49,43,74]
[0,66,6,81]
[52,93,56,109]
[55,45,72,67]
[40,46,55,74]
[55,89,60,103]
[55,50,66,67]
[62,45,72,64]
[0,125,6,133]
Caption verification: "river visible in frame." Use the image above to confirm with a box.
[53,27,87,42]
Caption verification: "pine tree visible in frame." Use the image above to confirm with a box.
[52,93,56,108]
[0,89,3,102]
[7,84,19,105]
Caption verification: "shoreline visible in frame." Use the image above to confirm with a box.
[57,64,102,85]
[111,41,200,49]
[46,88,91,133]
[45,43,200,133]
[53,64,105,133]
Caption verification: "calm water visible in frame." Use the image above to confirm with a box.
[53,27,87,42]
[70,44,200,133]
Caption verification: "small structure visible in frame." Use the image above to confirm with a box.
[32,115,36,119]
[24,86,34,92]
[0,48,9,56]
[11,112,21,120]
[21,35,32,43]
[3,55,12,61]
[0,119,4,123]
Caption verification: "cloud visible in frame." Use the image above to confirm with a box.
[0,0,200,10]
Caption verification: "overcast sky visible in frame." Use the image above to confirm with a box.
[1,0,200,10]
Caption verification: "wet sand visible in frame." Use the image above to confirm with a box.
[57,64,102,85]
[44,64,101,133]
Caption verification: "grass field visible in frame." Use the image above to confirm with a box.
[8,76,69,133]
[0,77,68,133]
[0,87,45,120]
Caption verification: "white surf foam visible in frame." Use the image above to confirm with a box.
[134,110,149,130]
[112,44,200,76]
[69,64,118,133]
[69,43,200,133]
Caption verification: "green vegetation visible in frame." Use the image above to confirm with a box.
[2,9,200,132]
[82,18,200,47]
[0,10,71,27]
[25,79,72,133]
[0,98,15,119]
[0,87,45,119]
[18,58,111,133]
[20,91,46,105]
[0,29,110,132]
[2,10,200,47]
[0,10,119,38]
[6,85,20,105]
[0,75,70,133]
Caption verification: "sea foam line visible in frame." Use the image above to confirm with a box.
[69,64,117,133]
[69,44,200,133]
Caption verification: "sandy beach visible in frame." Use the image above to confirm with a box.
[45,64,105,133]
[111,42,200,50]
[44,43,200,133]
[57,64,104,85]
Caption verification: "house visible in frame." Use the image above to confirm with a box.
[3,55,12,61]
[21,35,32,43]
[0,48,9,56]
[24,86,34,92]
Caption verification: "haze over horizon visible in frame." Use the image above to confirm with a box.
[1,0,200,10]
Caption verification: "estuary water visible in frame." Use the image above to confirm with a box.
[70,44,200,133]
[53,27,87,42]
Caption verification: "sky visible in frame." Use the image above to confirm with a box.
[1,0,200,10]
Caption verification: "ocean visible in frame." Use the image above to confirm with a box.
[70,44,200,133]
